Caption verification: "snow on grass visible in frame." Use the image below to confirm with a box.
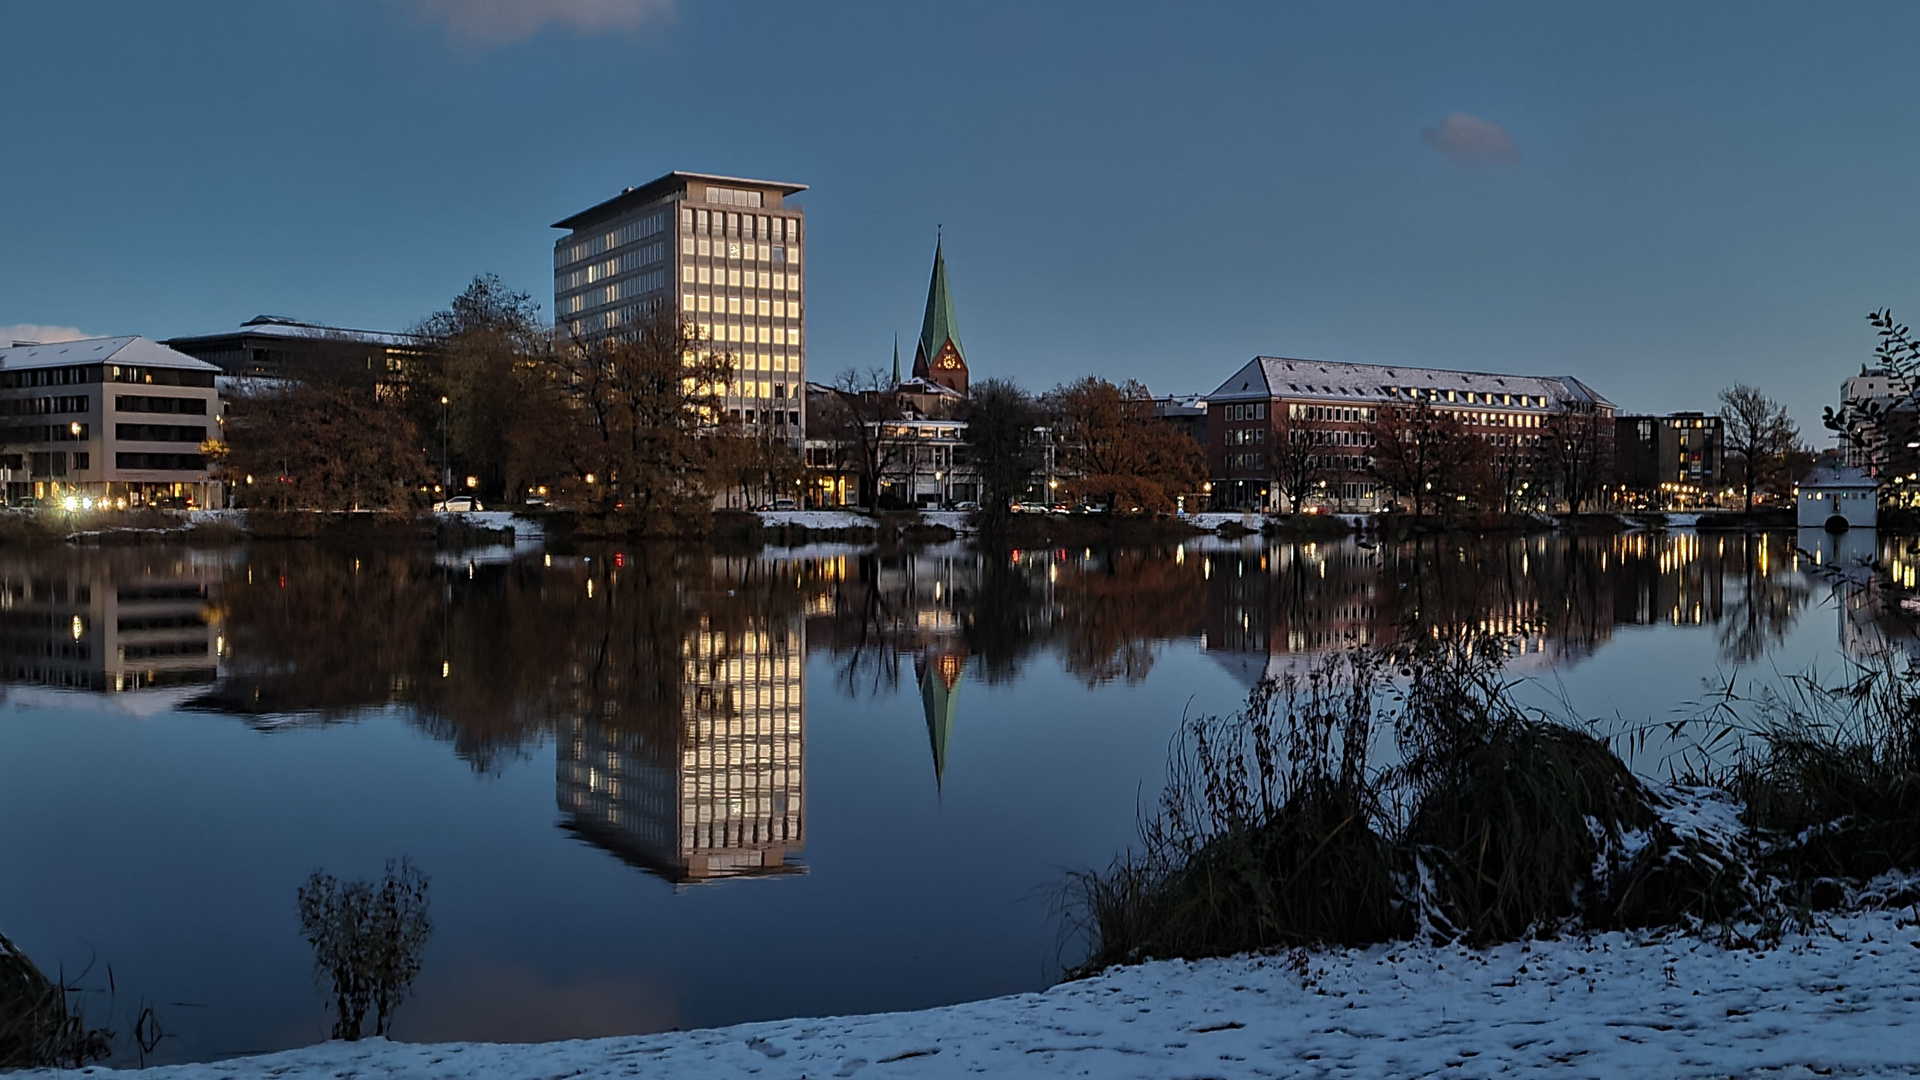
[44,909,1920,1078]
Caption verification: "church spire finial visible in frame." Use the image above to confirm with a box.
[892,333,901,385]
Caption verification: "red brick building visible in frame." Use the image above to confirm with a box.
[1206,356,1613,511]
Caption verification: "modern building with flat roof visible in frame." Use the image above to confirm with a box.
[0,337,223,508]
[164,315,425,394]
[1612,412,1725,507]
[552,171,807,434]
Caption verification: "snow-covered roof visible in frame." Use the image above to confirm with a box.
[895,376,963,397]
[1208,356,1614,412]
[0,336,219,372]
[166,316,418,349]
[1800,464,1876,490]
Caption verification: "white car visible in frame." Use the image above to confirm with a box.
[434,496,484,512]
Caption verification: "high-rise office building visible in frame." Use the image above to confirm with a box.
[551,171,807,432]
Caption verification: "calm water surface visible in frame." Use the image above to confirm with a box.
[0,529,1904,1064]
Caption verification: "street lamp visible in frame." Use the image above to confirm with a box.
[440,396,450,493]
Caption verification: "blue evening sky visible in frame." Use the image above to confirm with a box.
[2,1,1915,432]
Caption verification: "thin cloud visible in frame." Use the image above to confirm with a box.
[0,324,92,346]
[399,0,674,46]
[1422,112,1521,168]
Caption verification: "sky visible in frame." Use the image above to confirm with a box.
[4,1,1919,435]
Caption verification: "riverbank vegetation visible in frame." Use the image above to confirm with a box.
[1069,632,1920,975]
[0,933,111,1069]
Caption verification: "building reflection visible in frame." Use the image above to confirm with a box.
[0,550,223,694]
[1198,531,1811,683]
[556,560,807,884]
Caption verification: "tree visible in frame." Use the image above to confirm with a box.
[962,378,1042,521]
[1367,401,1480,516]
[821,369,912,511]
[1719,383,1800,513]
[536,304,736,533]
[1827,309,1920,482]
[1048,377,1205,513]
[1542,406,1611,513]
[1267,416,1325,512]
[414,275,550,504]
[710,429,805,509]
[224,381,432,511]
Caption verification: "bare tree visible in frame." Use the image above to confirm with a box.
[536,305,737,533]
[822,368,912,511]
[1543,406,1611,513]
[1719,383,1800,513]
[1267,416,1324,512]
[1367,400,1478,516]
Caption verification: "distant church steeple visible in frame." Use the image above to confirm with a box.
[911,233,968,396]
[892,332,902,386]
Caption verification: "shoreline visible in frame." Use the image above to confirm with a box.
[33,906,1920,1078]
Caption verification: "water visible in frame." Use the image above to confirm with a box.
[0,528,1904,1065]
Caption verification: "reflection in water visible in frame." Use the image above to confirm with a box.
[557,608,806,882]
[0,549,224,694]
[0,531,1890,862]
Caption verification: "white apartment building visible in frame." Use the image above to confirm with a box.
[0,337,223,508]
[552,171,806,434]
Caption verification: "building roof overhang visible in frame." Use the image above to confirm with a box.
[552,171,808,231]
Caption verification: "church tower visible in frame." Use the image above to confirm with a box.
[911,236,968,396]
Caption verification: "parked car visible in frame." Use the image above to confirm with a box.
[770,497,798,511]
[951,500,980,511]
[434,496,484,512]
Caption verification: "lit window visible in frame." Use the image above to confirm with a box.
[773,327,787,344]
[728,269,742,287]
[773,300,786,318]
[758,271,771,289]
[682,293,695,311]
[728,296,741,314]
[757,299,770,317]
[698,238,710,257]
[697,295,710,312]
[682,265,695,283]
[682,237,695,255]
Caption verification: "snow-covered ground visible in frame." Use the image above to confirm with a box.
[757,509,879,530]
[1182,510,1265,531]
[754,510,976,534]
[42,910,1920,1079]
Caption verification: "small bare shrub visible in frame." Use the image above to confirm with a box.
[296,859,432,1041]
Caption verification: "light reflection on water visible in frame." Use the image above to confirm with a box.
[0,528,1906,1065]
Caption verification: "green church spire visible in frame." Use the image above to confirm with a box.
[914,234,964,372]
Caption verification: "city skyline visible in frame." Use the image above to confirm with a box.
[8,3,1920,435]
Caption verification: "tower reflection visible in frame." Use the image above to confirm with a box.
[556,572,807,884]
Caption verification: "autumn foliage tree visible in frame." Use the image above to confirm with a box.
[1048,377,1205,512]
[224,381,432,511]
